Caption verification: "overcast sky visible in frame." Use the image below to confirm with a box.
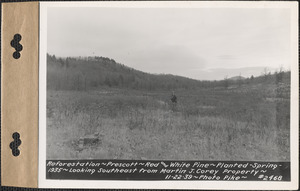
[48,7,291,80]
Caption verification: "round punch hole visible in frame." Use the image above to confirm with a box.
[13,52,21,59]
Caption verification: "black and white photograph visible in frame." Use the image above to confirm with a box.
[46,4,291,161]
[38,1,298,188]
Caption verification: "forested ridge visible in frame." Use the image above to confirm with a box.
[47,54,290,91]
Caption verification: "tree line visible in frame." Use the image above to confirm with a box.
[47,54,291,91]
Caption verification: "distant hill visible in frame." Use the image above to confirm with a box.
[47,54,291,91]
[228,76,246,81]
[47,54,203,91]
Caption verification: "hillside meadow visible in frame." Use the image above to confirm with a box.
[47,81,290,161]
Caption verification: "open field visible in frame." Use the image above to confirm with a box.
[47,82,290,161]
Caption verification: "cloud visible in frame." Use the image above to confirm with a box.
[125,45,206,75]
[218,55,236,60]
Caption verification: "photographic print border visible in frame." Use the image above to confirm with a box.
[38,1,299,189]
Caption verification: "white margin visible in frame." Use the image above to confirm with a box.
[38,1,299,189]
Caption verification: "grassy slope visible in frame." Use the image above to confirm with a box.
[47,81,290,161]
[46,55,290,161]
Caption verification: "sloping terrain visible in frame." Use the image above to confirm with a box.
[46,55,290,161]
